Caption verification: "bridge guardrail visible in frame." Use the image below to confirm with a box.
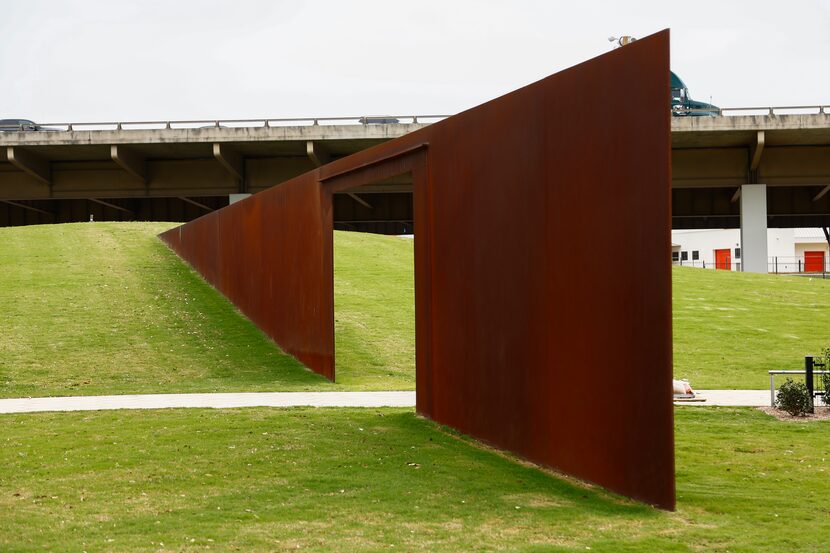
[2,104,828,133]
[2,115,452,133]
[676,104,828,116]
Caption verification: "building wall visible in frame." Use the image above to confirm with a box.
[671,228,741,269]
[672,228,829,272]
[794,242,830,272]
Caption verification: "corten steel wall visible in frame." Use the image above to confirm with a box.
[160,173,335,377]
[160,30,674,509]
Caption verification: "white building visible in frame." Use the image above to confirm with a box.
[671,228,829,273]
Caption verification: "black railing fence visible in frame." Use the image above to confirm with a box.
[673,255,829,276]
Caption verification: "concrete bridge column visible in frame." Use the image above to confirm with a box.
[740,184,768,273]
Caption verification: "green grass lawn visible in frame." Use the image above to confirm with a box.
[0,406,826,552]
[2,222,829,396]
[673,266,830,388]
[0,223,414,398]
[3,223,828,550]
[0,222,323,398]
[333,232,414,390]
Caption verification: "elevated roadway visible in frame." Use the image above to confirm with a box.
[0,119,429,232]
[672,113,830,231]
[1,113,829,236]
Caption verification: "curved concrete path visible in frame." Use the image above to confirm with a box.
[0,389,774,415]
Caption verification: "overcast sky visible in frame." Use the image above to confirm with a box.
[2,0,828,123]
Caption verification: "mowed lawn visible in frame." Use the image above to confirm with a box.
[0,223,414,398]
[333,232,414,389]
[0,406,826,552]
[673,266,830,389]
[2,223,829,552]
[2,222,829,396]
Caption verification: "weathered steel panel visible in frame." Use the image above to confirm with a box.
[161,30,674,509]
[421,32,673,510]
[160,171,334,377]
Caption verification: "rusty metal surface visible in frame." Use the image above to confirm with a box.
[160,172,334,378]
[160,30,674,509]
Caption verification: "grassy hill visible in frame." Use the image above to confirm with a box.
[0,223,315,398]
[332,231,414,389]
[1,222,828,397]
[0,223,414,398]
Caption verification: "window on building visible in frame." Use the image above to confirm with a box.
[681,251,689,261]
[672,251,680,262]
[735,247,741,259]
[692,250,699,260]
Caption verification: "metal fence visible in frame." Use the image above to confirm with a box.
[671,259,742,271]
[769,256,829,275]
[673,256,829,275]
[675,104,829,116]
[1,115,451,133]
[1,103,828,133]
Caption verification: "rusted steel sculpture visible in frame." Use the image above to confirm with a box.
[161,30,674,509]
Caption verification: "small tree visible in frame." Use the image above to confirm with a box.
[776,378,811,416]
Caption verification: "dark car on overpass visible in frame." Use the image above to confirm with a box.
[0,118,54,132]
[358,116,400,124]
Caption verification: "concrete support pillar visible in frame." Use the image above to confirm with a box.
[229,193,251,205]
[740,184,768,273]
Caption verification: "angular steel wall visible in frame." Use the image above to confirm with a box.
[161,172,335,377]
[160,30,674,509]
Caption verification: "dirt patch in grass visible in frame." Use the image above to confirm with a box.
[757,405,830,421]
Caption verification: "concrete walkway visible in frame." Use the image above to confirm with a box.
[0,389,775,415]
[0,391,416,414]
[676,390,771,407]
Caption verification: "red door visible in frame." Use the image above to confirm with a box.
[804,251,825,272]
[714,249,731,270]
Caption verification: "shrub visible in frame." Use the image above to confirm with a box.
[776,379,812,416]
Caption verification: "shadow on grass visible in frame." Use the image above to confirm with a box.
[149,235,329,389]
[403,413,660,519]
[1,407,666,551]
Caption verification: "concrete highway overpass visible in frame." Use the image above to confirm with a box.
[1,112,829,241]
[0,119,430,233]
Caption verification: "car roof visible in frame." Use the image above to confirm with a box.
[0,119,36,125]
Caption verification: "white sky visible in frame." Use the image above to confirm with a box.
[2,0,829,123]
